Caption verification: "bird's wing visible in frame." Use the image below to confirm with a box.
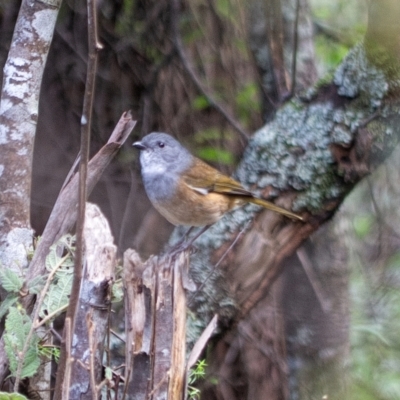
[183,159,304,221]
[183,158,252,196]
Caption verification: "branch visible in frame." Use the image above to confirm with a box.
[65,0,103,388]
[186,0,400,344]
[67,203,117,400]
[123,251,189,398]
[25,113,135,287]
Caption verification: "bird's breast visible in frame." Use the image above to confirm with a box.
[142,172,177,204]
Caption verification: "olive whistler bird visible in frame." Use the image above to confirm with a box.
[133,132,303,248]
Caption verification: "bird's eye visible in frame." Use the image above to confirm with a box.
[157,141,165,148]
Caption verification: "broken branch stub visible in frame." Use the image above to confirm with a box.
[68,203,117,399]
[123,251,189,399]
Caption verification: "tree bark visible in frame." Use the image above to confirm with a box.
[123,251,189,399]
[0,0,62,274]
[185,0,400,388]
[67,203,117,400]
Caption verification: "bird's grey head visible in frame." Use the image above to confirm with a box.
[133,132,192,175]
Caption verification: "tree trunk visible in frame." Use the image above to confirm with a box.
[0,0,62,274]
[186,1,400,397]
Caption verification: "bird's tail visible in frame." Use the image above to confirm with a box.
[249,197,303,221]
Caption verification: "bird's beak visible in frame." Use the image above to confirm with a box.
[133,141,146,150]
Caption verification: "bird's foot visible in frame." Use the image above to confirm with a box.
[166,240,196,259]
[166,225,211,259]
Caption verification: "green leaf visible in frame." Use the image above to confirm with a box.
[0,295,18,319]
[192,95,210,110]
[194,128,222,143]
[27,275,46,295]
[235,83,260,124]
[45,234,75,273]
[0,269,23,293]
[56,233,75,249]
[105,366,113,380]
[45,247,59,271]
[196,147,234,165]
[183,27,203,45]
[57,256,74,275]
[4,307,40,378]
[215,0,233,21]
[0,392,29,400]
[315,35,349,69]
[188,360,207,399]
[112,281,124,303]
[21,346,41,379]
[39,235,75,322]
[40,272,73,319]
[38,345,60,363]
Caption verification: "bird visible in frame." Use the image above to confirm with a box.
[133,132,303,245]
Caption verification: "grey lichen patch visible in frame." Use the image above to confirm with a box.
[185,205,253,346]
[234,43,395,213]
[332,108,367,135]
[32,9,59,43]
[334,44,388,107]
[0,227,33,272]
[236,100,342,211]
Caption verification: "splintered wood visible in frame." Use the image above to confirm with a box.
[67,203,117,400]
[123,250,189,400]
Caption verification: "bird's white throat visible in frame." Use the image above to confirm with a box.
[140,152,167,175]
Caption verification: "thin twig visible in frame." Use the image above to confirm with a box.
[69,0,101,331]
[31,252,70,329]
[34,304,69,329]
[296,247,331,313]
[50,326,62,342]
[106,295,112,399]
[186,314,218,371]
[170,0,248,141]
[110,329,126,343]
[86,312,98,400]
[61,318,72,400]
[239,222,315,315]
[188,221,250,306]
[13,253,69,391]
[70,0,101,336]
[148,372,169,398]
[55,0,102,397]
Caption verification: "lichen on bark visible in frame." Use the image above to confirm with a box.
[186,34,400,346]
